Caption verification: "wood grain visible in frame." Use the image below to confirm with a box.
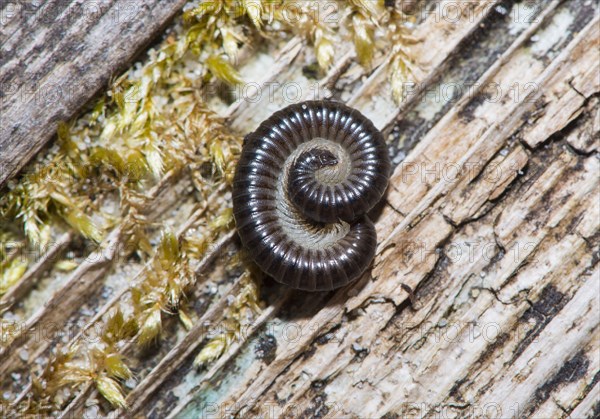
[1,0,598,417]
[0,0,187,189]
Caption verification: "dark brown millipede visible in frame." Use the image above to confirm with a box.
[232,100,391,291]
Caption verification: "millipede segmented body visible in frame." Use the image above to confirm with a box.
[233,101,391,291]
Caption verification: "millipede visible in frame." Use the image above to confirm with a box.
[233,100,391,291]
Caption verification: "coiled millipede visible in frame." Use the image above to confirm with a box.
[233,101,391,291]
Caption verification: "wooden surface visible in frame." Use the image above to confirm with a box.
[1,0,599,418]
[0,0,187,188]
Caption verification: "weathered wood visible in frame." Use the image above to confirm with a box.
[1,0,598,418]
[161,3,598,418]
[0,170,190,380]
[0,232,71,311]
[0,0,187,188]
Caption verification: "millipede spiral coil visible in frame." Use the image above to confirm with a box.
[233,101,391,291]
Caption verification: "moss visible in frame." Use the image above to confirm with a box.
[1,0,420,413]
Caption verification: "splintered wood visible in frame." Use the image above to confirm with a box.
[1,1,598,418]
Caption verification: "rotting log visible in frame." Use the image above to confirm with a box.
[0,0,598,418]
[0,0,188,188]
